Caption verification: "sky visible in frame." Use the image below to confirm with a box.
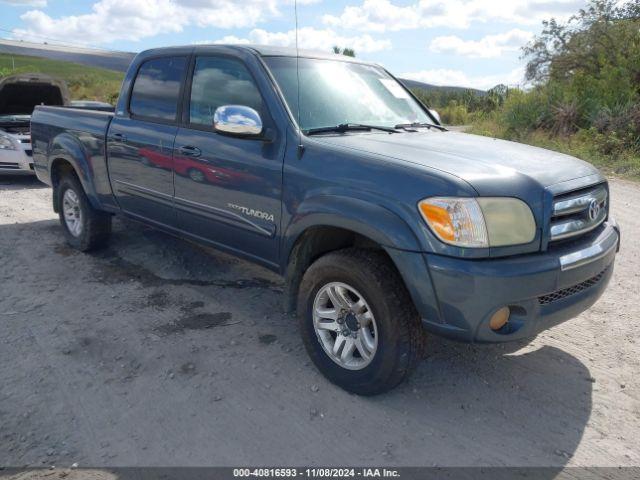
[0,0,590,89]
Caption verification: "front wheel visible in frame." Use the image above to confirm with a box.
[57,174,112,252]
[297,248,425,395]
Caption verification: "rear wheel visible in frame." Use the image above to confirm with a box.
[297,248,425,395]
[57,174,111,251]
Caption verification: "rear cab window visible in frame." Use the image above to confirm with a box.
[129,56,187,122]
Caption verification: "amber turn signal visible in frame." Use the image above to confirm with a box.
[418,202,455,242]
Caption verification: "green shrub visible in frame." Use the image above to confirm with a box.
[498,89,550,138]
[439,101,470,125]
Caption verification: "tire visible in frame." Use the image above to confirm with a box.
[297,248,425,395]
[57,173,112,252]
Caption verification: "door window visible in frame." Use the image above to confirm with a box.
[129,56,187,121]
[189,57,263,127]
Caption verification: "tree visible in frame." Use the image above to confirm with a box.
[523,0,640,85]
[332,46,356,57]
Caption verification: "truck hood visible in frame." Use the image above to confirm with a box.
[0,73,69,116]
[313,130,599,194]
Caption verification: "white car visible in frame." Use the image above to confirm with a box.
[0,114,35,175]
[0,73,70,176]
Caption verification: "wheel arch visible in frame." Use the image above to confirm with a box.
[281,196,423,314]
[48,133,101,212]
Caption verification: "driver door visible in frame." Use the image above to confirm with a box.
[173,55,284,266]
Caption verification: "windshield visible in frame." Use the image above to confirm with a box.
[263,56,432,132]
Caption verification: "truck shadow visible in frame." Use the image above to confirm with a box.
[376,338,592,468]
[0,174,48,190]
[0,217,592,469]
[94,220,596,468]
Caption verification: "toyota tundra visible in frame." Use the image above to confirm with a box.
[30,45,620,394]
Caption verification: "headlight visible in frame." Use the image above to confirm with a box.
[418,197,536,248]
[0,133,17,150]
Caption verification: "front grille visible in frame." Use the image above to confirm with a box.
[550,183,608,242]
[538,268,608,305]
[0,161,20,169]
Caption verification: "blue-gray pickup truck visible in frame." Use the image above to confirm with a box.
[31,45,620,394]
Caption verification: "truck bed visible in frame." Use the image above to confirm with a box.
[31,105,116,207]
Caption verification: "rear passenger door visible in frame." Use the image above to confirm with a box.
[173,55,284,266]
[107,56,187,228]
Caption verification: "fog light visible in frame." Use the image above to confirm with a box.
[489,307,510,331]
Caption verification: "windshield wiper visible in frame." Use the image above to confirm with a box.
[305,123,398,135]
[394,122,447,132]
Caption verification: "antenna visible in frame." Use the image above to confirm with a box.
[294,0,304,158]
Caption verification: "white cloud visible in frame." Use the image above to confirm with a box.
[177,0,293,29]
[401,66,525,90]
[429,29,533,58]
[12,0,186,44]
[323,0,459,31]
[213,27,392,53]
[323,0,587,32]
[10,0,311,45]
[2,0,46,6]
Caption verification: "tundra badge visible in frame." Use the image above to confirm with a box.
[227,203,275,222]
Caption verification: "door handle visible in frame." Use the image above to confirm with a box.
[112,133,127,143]
[178,145,202,157]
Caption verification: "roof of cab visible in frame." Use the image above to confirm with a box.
[233,45,372,64]
[136,44,375,65]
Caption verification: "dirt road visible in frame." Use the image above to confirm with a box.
[0,174,638,468]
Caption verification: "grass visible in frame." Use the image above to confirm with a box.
[468,117,640,180]
[0,53,123,103]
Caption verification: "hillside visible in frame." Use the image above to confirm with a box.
[0,39,483,94]
[0,53,124,103]
[399,78,485,95]
[0,50,486,121]
[0,39,134,72]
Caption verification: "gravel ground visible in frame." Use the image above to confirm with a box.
[0,174,638,469]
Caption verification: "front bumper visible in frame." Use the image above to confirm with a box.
[391,220,619,343]
[0,137,35,175]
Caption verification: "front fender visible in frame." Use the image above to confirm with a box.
[283,194,422,257]
[281,194,441,318]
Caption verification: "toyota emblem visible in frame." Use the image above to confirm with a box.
[588,199,600,221]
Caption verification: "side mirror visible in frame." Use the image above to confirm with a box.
[214,105,263,136]
[428,108,441,124]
